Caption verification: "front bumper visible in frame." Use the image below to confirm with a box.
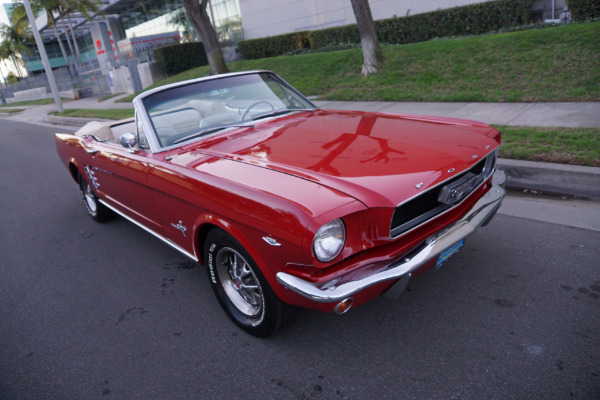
[276,170,506,303]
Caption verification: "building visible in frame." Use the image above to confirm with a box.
[239,0,496,40]
[21,0,243,75]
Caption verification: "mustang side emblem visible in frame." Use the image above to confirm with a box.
[171,221,187,237]
[415,182,424,189]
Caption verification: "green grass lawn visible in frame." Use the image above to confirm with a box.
[0,108,24,114]
[0,98,70,107]
[119,22,600,104]
[497,126,600,166]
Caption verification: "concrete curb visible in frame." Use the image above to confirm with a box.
[497,158,600,200]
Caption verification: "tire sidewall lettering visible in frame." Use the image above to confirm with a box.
[207,243,217,284]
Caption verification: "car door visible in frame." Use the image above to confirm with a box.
[82,117,164,235]
[145,152,216,259]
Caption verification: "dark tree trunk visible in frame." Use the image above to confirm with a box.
[350,0,384,76]
[50,14,74,76]
[182,0,229,75]
[59,14,77,71]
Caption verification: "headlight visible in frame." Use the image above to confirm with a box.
[313,219,346,263]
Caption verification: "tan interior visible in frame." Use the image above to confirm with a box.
[75,118,136,143]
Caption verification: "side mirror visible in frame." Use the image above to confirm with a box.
[119,132,137,153]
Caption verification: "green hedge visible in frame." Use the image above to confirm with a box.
[239,0,534,59]
[568,0,600,20]
[238,31,311,60]
[153,42,208,76]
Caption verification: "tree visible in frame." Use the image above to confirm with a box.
[58,0,103,68]
[350,0,383,76]
[181,0,229,75]
[169,8,198,42]
[10,0,75,75]
[0,23,32,78]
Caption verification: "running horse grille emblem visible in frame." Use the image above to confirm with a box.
[438,173,479,205]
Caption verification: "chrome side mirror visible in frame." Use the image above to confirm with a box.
[119,132,137,153]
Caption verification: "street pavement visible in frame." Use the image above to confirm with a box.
[1,117,599,400]
[2,95,599,200]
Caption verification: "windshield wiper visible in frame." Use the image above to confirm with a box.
[250,108,318,121]
[173,123,253,144]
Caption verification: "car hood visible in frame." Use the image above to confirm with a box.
[183,110,500,208]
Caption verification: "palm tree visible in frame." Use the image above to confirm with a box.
[10,0,75,75]
[0,23,32,78]
[58,0,103,68]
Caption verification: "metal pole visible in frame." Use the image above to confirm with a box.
[22,0,64,112]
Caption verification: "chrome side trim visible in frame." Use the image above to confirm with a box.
[276,170,506,303]
[99,200,198,262]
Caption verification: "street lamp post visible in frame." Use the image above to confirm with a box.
[22,0,63,113]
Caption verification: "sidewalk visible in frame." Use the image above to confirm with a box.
[3,95,600,129]
[314,100,600,128]
[2,96,599,200]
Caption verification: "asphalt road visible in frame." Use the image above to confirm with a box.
[1,119,599,400]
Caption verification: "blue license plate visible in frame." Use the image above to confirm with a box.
[435,240,464,269]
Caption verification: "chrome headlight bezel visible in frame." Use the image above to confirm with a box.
[312,218,346,263]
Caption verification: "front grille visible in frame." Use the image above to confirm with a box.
[390,186,444,230]
[390,154,494,238]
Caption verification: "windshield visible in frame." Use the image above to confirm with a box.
[141,72,317,148]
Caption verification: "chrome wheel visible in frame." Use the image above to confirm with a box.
[205,228,295,337]
[215,247,263,317]
[78,172,114,222]
[83,181,98,213]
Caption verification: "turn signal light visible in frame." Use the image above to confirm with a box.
[334,298,354,314]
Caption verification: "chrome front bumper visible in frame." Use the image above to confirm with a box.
[276,170,506,303]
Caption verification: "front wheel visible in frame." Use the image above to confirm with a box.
[204,228,294,337]
[78,172,114,222]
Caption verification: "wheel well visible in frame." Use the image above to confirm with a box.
[196,223,218,265]
[68,162,80,183]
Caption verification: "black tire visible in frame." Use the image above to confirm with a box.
[78,172,114,222]
[204,228,294,337]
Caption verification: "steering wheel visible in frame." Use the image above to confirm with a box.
[241,101,274,121]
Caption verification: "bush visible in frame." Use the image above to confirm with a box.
[7,72,20,84]
[238,31,311,60]
[377,0,534,45]
[239,0,534,59]
[568,0,600,20]
[153,42,208,76]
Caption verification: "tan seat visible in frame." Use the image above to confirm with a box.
[75,121,114,142]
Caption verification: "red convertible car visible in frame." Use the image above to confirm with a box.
[56,71,505,337]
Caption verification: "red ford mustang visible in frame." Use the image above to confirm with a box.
[56,71,505,337]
